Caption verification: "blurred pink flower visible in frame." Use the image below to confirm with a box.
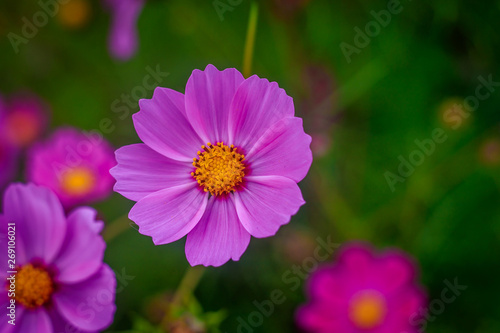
[27,127,116,209]
[296,243,427,333]
[0,183,116,332]
[1,92,49,149]
[111,64,312,267]
[104,0,145,61]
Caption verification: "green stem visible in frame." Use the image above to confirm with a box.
[102,213,132,242]
[172,265,206,305]
[242,1,259,78]
[159,266,206,330]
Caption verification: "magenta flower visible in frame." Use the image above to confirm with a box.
[111,64,312,267]
[1,92,49,149]
[296,243,427,333]
[27,127,116,209]
[0,183,116,332]
[104,0,145,61]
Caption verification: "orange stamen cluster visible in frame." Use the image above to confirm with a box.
[11,264,54,309]
[61,167,96,196]
[349,290,387,329]
[191,142,246,196]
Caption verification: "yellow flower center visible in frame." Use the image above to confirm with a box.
[10,264,54,309]
[191,142,246,196]
[349,290,387,329]
[61,167,96,196]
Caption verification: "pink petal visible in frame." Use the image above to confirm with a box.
[53,265,116,331]
[134,87,203,161]
[247,117,312,182]
[382,287,427,333]
[375,250,417,295]
[234,176,305,238]
[52,207,105,284]
[185,65,245,143]
[228,75,294,151]
[0,291,23,333]
[0,215,12,275]
[111,143,192,201]
[185,196,251,267]
[307,267,348,304]
[129,183,208,245]
[335,244,384,292]
[12,308,51,333]
[3,183,66,264]
[337,243,375,276]
[106,0,144,61]
[296,303,346,333]
[48,307,98,333]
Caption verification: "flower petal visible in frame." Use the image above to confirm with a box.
[374,250,418,295]
[337,243,374,273]
[234,176,305,238]
[0,215,11,276]
[307,267,348,304]
[335,243,375,288]
[111,143,192,201]
[48,307,98,333]
[3,183,66,264]
[53,265,116,331]
[106,0,144,61]
[134,87,203,161]
[185,196,251,267]
[296,303,347,333]
[13,308,51,333]
[228,75,294,151]
[53,207,105,284]
[185,65,245,143]
[129,183,208,245]
[0,292,23,333]
[247,117,312,182]
[382,287,427,333]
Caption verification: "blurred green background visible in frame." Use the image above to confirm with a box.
[1,0,500,332]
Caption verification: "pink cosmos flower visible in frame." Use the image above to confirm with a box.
[0,183,116,332]
[111,64,313,267]
[104,0,145,61]
[1,92,49,149]
[0,92,49,149]
[27,127,116,209]
[296,243,427,333]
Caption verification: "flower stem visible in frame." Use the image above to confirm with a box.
[172,265,206,305]
[159,266,206,330]
[102,213,132,242]
[243,1,259,78]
